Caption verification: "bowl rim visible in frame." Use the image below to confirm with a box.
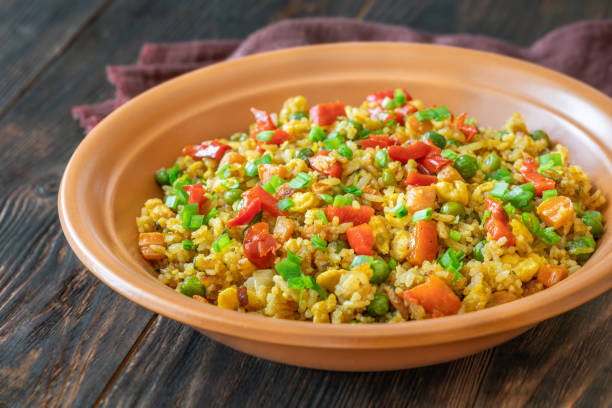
[59,42,612,349]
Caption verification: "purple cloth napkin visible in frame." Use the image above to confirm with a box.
[72,17,612,133]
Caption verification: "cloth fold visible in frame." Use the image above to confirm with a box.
[72,17,612,133]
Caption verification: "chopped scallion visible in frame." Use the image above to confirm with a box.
[212,232,231,253]
[182,240,195,251]
[415,106,451,122]
[542,189,558,200]
[256,130,275,142]
[311,235,328,252]
[288,172,312,190]
[412,207,432,222]
[263,175,284,194]
[393,202,408,218]
[278,197,295,211]
[449,229,461,241]
[441,149,458,160]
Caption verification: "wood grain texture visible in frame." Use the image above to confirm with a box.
[365,0,612,45]
[0,0,611,406]
[0,0,111,117]
[97,315,495,408]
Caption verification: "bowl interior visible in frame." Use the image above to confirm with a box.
[61,43,612,348]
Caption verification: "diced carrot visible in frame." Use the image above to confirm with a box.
[346,224,374,256]
[258,164,288,184]
[138,232,166,261]
[273,216,296,243]
[405,186,436,214]
[537,265,569,288]
[387,142,431,163]
[401,275,461,317]
[324,205,374,226]
[536,196,574,229]
[406,114,432,134]
[408,220,438,266]
[405,172,438,186]
[309,102,346,126]
[219,151,246,168]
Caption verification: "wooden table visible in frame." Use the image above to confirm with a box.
[1,1,611,406]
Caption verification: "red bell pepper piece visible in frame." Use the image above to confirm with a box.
[244,185,281,217]
[346,223,374,256]
[359,134,395,149]
[226,185,282,227]
[387,141,431,163]
[519,157,556,196]
[182,140,232,161]
[182,183,209,214]
[309,102,346,126]
[308,151,343,178]
[243,222,280,268]
[453,112,478,141]
[401,276,461,317]
[323,205,374,226]
[226,198,262,228]
[484,198,516,247]
[366,89,412,104]
[393,104,418,125]
[250,107,276,137]
[417,143,452,174]
[405,172,438,186]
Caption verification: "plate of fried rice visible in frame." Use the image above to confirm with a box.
[60,43,612,370]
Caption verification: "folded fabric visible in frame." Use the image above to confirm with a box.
[72,17,612,133]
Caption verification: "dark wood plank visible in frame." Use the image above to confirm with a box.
[97,315,495,408]
[473,290,612,408]
[364,0,612,45]
[0,0,112,116]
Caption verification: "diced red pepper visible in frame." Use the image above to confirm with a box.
[393,104,418,125]
[309,102,346,126]
[346,224,374,256]
[387,141,431,163]
[182,140,232,161]
[255,128,291,146]
[309,151,343,178]
[359,134,395,149]
[243,185,281,217]
[417,146,453,174]
[182,183,209,214]
[366,89,412,104]
[405,172,438,186]
[243,222,280,268]
[323,205,374,226]
[453,112,478,141]
[484,198,516,247]
[250,107,276,137]
[368,106,402,123]
[226,198,262,228]
[519,157,556,196]
[226,185,282,227]
[401,276,461,317]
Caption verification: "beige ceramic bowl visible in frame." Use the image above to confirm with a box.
[59,43,612,371]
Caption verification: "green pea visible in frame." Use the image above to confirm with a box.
[179,276,205,297]
[224,188,243,204]
[473,240,486,262]
[155,169,170,185]
[329,240,349,253]
[453,155,478,179]
[366,293,390,317]
[440,201,465,217]
[369,259,390,284]
[483,153,501,173]
[582,215,603,239]
[295,147,315,161]
[382,168,396,186]
[531,130,550,147]
[422,131,446,149]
